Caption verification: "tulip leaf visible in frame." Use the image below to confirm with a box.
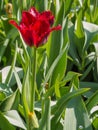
[68,24,81,67]
[47,1,64,67]
[92,43,98,82]
[86,90,98,113]
[64,97,93,130]
[51,88,90,129]
[0,66,23,87]
[74,9,85,58]
[0,112,15,130]
[0,89,20,111]
[80,81,98,92]
[5,41,18,85]
[0,91,6,101]
[55,0,60,16]
[22,66,30,115]
[13,68,22,93]
[60,71,81,86]
[50,18,69,85]
[38,97,51,130]
[51,52,67,86]
[0,38,9,62]
[82,21,98,52]
[43,44,68,87]
[35,0,45,12]
[64,0,74,16]
[44,0,48,10]
[0,83,12,96]
[4,110,26,129]
[80,61,95,81]
[54,75,61,98]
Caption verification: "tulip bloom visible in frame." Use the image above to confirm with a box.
[9,7,61,47]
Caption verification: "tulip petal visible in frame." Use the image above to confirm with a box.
[29,7,39,17]
[9,20,20,30]
[36,31,50,47]
[40,11,54,25]
[51,25,62,31]
[20,11,36,26]
[20,28,34,46]
[30,20,50,46]
[9,7,61,48]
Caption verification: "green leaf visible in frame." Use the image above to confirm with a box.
[0,89,20,111]
[38,97,51,130]
[0,38,9,62]
[83,21,98,51]
[93,116,98,129]
[75,10,85,38]
[55,0,60,16]
[92,43,98,82]
[60,71,81,86]
[90,0,98,23]
[22,66,30,116]
[34,0,45,12]
[43,44,68,88]
[68,24,81,67]
[4,110,26,129]
[18,104,25,118]
[50,18,69,85]
[0,91,6,101]
[5,41,18,85]
[51,50,67,86]
[64,97,93,130]
[0,112,15,130]
[0,83,12,96]
[12,0,18,16]
[0,66,23,87]
[13,68,22,93]
[74,10,85,57]
[86,90,98,113]
[47,1,65,67]
[44,86,54,99]
[64,0,74,16]
[80,60,95,80]
[80,81,98,92]
[36,51,47,89]
[55,75,61,98]
[51,88,90,129]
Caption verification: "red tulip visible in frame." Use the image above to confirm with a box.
[9,7,61,47]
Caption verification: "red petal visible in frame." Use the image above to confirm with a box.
[29,7,39,17]
[39,11,54,25]
[36,31,50,47]
[35,24,62,47]
[20,28,34,46]
[9,7,62,48]
[51,25,62,31]
[9,20,20,30]
[31,20,50,46]
[33,20,49,35]
[20,11,36,26]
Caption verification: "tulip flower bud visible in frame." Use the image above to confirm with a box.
[9,7,61,47]
[5,3,13,18]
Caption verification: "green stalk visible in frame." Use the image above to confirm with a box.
[30,47,37,112]
[27,47,39,130]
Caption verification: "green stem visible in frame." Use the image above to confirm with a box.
[27,47,39,130]
[30,47,37,112]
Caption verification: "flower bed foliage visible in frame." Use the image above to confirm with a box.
[0,0,98,130]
